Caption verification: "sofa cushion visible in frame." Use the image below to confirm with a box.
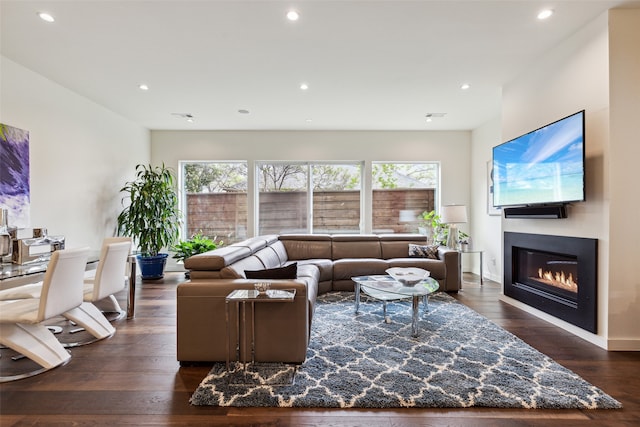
[253,246,282,269]
[220,255,265,278]
[408,243,440,259]
[269,240,290,265]
[280,234,332,260]
[379,234,428,259]
[296,263,320,281]
[331,235,382,259]
[245,263,298,280]
[332,258,389,281]
[294,259,333,283]
[232,236,270,253]
[184,245,251,271]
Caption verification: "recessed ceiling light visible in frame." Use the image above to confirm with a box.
[300,83,309,90]
[537,9,554,20]
[287,10,300,21]
[38,12,55,23]
[138,84,149,91]
[238,109,250,114]
[305,118,313,123]
[460,83,470,90]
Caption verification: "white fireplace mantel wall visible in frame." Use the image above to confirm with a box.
[499,10,640,351]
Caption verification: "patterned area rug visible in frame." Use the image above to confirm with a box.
[190,292,622,409]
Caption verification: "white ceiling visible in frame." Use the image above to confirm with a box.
[1,1,637,131]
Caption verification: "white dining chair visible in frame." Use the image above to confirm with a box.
[83,237,132,319]
[0,238,131,346]
[65,238,131,344]
[0,247,89,382]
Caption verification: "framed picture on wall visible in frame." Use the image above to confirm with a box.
[0,123,30,227]
[487,160,501,216]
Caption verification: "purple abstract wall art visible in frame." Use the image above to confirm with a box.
[0,123,30,227]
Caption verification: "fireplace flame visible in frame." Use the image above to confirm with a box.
[537,268,578,292]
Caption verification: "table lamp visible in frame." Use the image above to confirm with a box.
[440,205,467,249]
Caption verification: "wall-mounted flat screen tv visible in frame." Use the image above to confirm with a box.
[492,110,585,208]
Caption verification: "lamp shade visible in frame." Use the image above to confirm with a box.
[440,205,467,224]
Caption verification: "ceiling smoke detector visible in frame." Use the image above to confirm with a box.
[171,113,195,122]
[425,113,446,122]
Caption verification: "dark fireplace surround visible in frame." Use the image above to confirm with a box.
[504,232,598,333]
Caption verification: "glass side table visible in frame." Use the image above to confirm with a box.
[460,249,483,285]
[225,288,297,374]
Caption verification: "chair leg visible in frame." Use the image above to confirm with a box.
[47,326,63,334]
[0,323,71,370]
[94,295,126,321]
[63,302,115,346]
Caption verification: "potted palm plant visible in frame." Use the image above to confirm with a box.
[117,163,181,280]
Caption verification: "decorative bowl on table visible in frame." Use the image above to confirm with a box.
[254,282,271,295]
[385,267,430,286]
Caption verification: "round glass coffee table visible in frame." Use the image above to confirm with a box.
[351,275,439,337]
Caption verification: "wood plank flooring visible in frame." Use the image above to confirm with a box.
[1,273,639,426]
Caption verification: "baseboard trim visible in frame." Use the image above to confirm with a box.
[499,295,608,350]
[607,339,640,351]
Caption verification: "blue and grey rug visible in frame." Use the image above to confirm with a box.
[190,291,622,409]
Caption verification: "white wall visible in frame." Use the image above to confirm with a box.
[499,10,640,350]
[607,9,640,350]
[470,117,502,282]
[0,56,150,250]
[151,129,472,234]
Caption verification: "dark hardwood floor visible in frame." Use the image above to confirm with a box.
[1,272,639,426]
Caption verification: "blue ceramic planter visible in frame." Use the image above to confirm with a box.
[136,253,168,280]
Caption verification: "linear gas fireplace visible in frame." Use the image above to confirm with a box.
[504,232,598,333]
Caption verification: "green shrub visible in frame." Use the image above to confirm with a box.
[172,232,223,263]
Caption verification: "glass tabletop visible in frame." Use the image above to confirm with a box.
[1,251,100,283]
[352,274,439,299]
[226,288,296,302]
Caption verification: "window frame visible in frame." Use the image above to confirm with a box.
[255,161,363,235]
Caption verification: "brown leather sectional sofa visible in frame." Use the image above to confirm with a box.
[177,233,461,365]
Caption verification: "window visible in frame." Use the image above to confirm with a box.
[257,163,308,234]
[180,160,437,239]
[257,162,362,235]
[180,161,248,244]
[371,162,438,234]
[312,164,362,234]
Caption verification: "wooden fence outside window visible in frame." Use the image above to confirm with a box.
[186,188,435,243]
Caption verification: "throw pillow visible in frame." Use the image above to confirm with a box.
[408,243,439,259]
[245,262,298,280]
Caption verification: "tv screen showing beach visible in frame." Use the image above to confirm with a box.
[493,111,585,207]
